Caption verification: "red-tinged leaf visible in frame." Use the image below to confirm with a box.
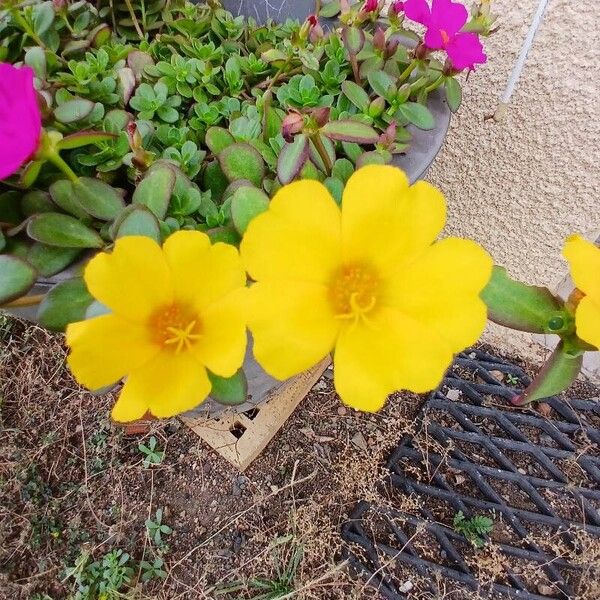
[57,131,117,150]
[320,120,380,144]
[277,134,310,184]
[513,340,584,405]
[482,266,568,334]
[342,26,365,55]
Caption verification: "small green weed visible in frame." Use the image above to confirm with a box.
[140,557,168,582]
[138,436,164,468]
[145,508,173,547]
[506,373,520,386]
[453,511,494,548]
[63,549,134,600]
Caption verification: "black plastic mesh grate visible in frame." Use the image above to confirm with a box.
[341,348,600,600]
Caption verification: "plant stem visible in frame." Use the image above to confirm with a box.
[2,294,46,309]
[398,59,418,83]
[350,55,361,84]
[311,134,333,175]
[123,0,144,39]
[424,74,445,94]
[47,152,79,184]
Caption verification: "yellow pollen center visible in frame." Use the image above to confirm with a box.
[148,303,202,353]
[440,29,450,45]
[328,263,380,323]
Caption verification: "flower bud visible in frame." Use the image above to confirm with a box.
[373,27,386,53]
[368,97,385,118]
[310,106,331,128]
[281,111,305,142]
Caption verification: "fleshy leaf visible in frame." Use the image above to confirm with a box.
[205,127,235,154]
[73,178,125,221]
[320,120,380,144]
[49,180,91,221]
[132,163,176,219]
[395,102,435,130]
[482,266,567,334]
[218,143,265,187]
[277,134,310,185]
[22,191,55,216]
[231,186,269,234]
[342,27,365,55]
[208,369,248,406]
[54,98,95,124]
[0,255,37,305]
[26,244,81,277]
[27,213,104,248]
[513,340,583,405]
[112,205,161,242]
[37,278,93,331]
[342,80,370,112]
[445,77,462,113]
[57,131,117,150]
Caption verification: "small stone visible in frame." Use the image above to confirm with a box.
[537,584,555,596]
[446,389,461,401]
[337,406,348,416]
[537,402,552,417]
[270,484,279,493]
[489,370,504,382]
[398,581,414,593]
[179,511,186,518]
[351,432,368,452]
[517,468,526,475]
[312,379,328,392]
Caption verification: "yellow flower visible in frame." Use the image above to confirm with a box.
[241,165,493,412]
[66,231,247,422]
[562,234,600,350]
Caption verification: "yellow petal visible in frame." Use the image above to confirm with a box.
[241,179,342,284]
[563,234,600,300]
[334,307,453,412]
[247,280,339,380]
[341,165,446,275]
[113,351,211,421]
[66,314,157,391]
[575,296,600,350]
[191,287,248,378]
[84,236,173,322]
[163,230,246,310]
[387,237,493,351]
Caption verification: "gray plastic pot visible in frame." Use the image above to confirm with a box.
[221,0,451,182]
[221,0,317,23]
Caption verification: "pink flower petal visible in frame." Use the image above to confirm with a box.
[424,27,444,49]
[445,32,487,70]
[430,0,468,36]
[0,63,42,180]
[403,0,432,26]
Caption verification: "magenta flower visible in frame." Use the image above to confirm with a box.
[361,0,381,13]
[0,63,42,180]
[403,0,487,70]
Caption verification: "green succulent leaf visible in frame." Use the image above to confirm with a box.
[277,134,310,185]
[73,178,125,221]
[515,340,584,405]
[230,186,269,234]
[445,77,462,113]
[132,163,177,219]
[112,205,161,242]
[205,127,235,154]
[0,255,37,305]
[341,80,370,112]
[57,131,117,150]
[26,244,81,278]
[218,143,265,187]
[27,213,104,248]
[482,266,568,334]
[37,278,94,332]
[395,102,435,130]
[208,369,248,406]
[54,98,95,124]
[320,120,380,144]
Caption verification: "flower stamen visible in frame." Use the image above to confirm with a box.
[329,263,380,326]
